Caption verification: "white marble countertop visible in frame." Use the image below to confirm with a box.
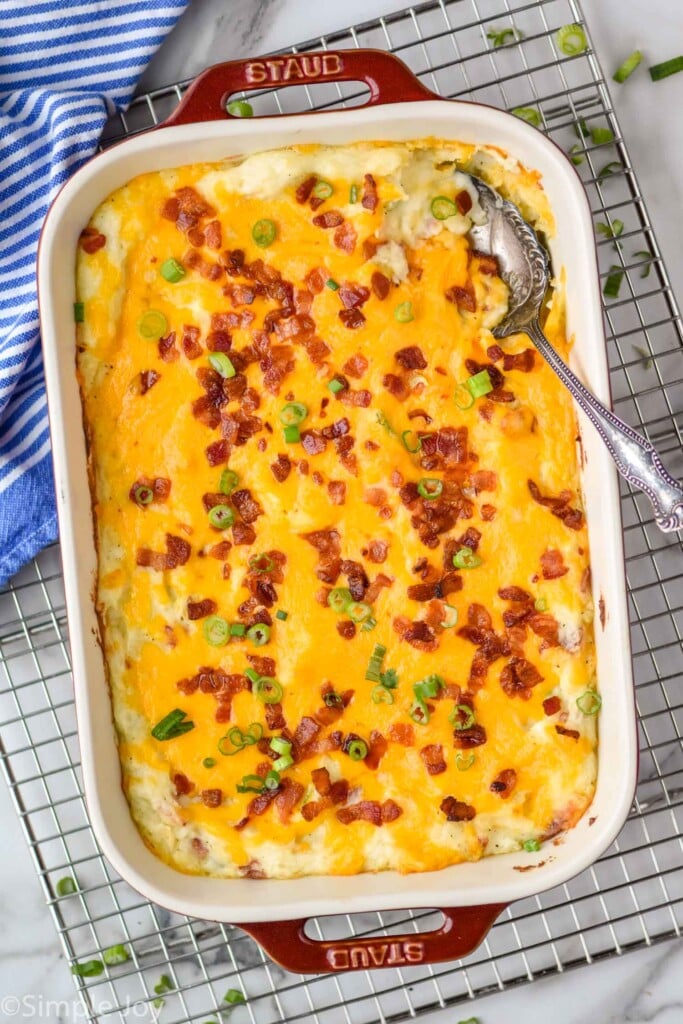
[1,0,682,1021]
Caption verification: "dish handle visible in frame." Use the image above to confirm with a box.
[163,48,437,127]
[239,904,507,974]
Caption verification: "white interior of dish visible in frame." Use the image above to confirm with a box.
[38,99,637,923]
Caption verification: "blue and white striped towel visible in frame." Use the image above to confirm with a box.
[0,0,188,587]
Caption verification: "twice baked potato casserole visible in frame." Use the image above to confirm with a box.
[76,140,598,879]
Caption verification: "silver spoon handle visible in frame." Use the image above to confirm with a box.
[526,320,683,532]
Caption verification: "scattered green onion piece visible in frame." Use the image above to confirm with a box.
[414,674,444,700]
[71,959,104,977]
[633,250,653,277]
[453,382,475,410]
[244,667,260,684]
[203,615,230,646]
[323,692,344,709]
[430,195,457,220]
[598,161,622,179]
[230,622,247,637]
[203,757,217,769]
[380,668,398,689]
[613,50,643,83]
[523,838,541,852]
[252,218,277,248]
[326,278,339,291]
[394,301,415,323]
[450,703,476,730]
[569,143,584,166]
[253,676,282,703]
[237,774,265,793]
[534,597,548,612]
[486,26,521,47]
[312,179,334,200]
[273,753,294,772]
[208,503,235,529]
[365,643,387,682]
[283,424,301,443]
[455,753,475,771]
[452,546,483,569]
[633,345,653,371]
[328,587,353,614]
[417,477,443,500]
[574,118,589,138]
[441,604,459,628]
[103,944,130,966]
[247,623,271,647]
[457,1018,480,1024]
[577,690,602,715]
[603,266,624,299]
[226,98,254,117]
[270,736,292,756]
[279,401,308,426]
[649,56,683,81]
[248,552,275,573]
[208,352,236,379]
[137,309,168,340]
[590,125,614,145]
[371,685,394,704]
[401,429,422,453]
[327,377,344,394]
[133,484,154,506]
[224,989,246,1005]
[349,183,358,203]
[74,301,85,322]
[465,368,493,398]
[347,739,368,761]
[360,616,377,632]
[556,23,588,56]
[246,722,264,742]
[376,411,396,435]
[276,609,288,621]
[512,106,542,127]
[151,709,194,741]
[160,257,185,283]
[347,601,374,623]
[596,219,624,242]
[264,769,281,790]
[56,876,78,897]
[410,699,430,725]
[219,468,239,495]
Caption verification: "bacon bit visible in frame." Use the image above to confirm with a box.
[528,479,584,530]
[189,227,206,248]
[333,221,357,253]
[455,189,473,215]
[362,730,387,771]
[336,799,401,826]
[420,744,447,775]
[176,676,198,695]
[129,477,171,506]
[361,173,379,212]
[336,619,356,639]
[248,788,279,817]
[304,267,327,294]
[500,657,544,699]
[301,800,325,821]
[181,325,203,360]
[204,220,222,250]
[273,313,314,340]
[274,779,305,823]
[238,859,266,878]
[158,332,179,362]
[296,175,317,203]
[171,185,215,229]
[481,504,497,521]
[172,772,194,797]
[231,488,263,524]
[79,227,106,253]
[338,387,371,408]
[383,372,410,401]
[556,725,580,740]
[232,521,256,546]
[540,548,569,580]
[403,620,438,652]
[337,307,364,329]
[387,723,414,747]
[395,345,427,370]
[264,702,286,731]
[445,282,476,312]
[136,534,191,570]
[270,453,292,483]
[187,598,217,620]
[364,486,387,507]
[528,611,560,647]
[220,248,245,277]
[342,353,369,378]
[341,559,370,602]
[301,429,327,455]
[471,470,497,493]
[184,248,222,281]
[371,271,390,300]
[420,426,468,466]
[138,369,160,395]
[503,349,535,372]
[321,417,350,440]
[206,330,232,354]
[312,210,344,228]
[487,344,505,362]
[294,289,314,315]
[382,800,402,823]
[457,526,482,552]
[210,539,232,560]
[490,768,517,798]
[453,724,487,749]
[339,283,370,310]
[201,788,223,808]
[204,439,228,466]
[364,573,393,603]
[328,480,346,505]
[473,250,499,276]
[407,409,433,425]
[247,651,278,677]
[367,539,388,564]
[440,796,476,822]
[161,196,180,221]
[311,768,331,796]
[543,696,562,716]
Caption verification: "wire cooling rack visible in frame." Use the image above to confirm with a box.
[2,0,682,1020]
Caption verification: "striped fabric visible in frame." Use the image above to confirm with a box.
[0,0,188,586]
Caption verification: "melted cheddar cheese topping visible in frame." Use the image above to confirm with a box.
[77,141,596,878]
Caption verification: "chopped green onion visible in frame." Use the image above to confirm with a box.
[323,692,344,709]
[276,609,288,621]
[414,674,444,700]
[590,125,614,145]
[365,643,387,682]
[455,752,475,771]
[56,876,78,897]
[441,604,459,628]
[326,278,339,291]
[569,143,584,166]
[556,23,588,56]
[633,250,653,278]
[202,757,217,768]
[74,301,85,322]
[449,703,475,730]
[244,667,260,684]
[224,988,246,1005]
[347,739,368,761]
[219,468,239,495]
[349,184,358,203]
[430,195,458,220]
[633,345,653,371]
[247,623,270,647]
[71,959,104,977]
[236,774,265,793]
[511,106,542,127]
[137,309,168,340]
[203,615,230,646]
[577,690,602,715]
[312,179,334,200]
[380,668,398,689]
[401,429,422,453]
[253,677,282,703]
[417,477,443,500]
[151,709,194,741]
[486,26,521,47]
[264,769,281,790]
[252,218,277,248]
[613,50,643,83]
[327,377,345,393]
[649,56,683,81]
[453,383,475,410]
[160,258,185,283]
[598,161,622,179]
[603,266,624,299]
[574,118,590,138]
[596,219,624,243]
[230,622,247,637]
[410,698,430,725]
[394,301,415,323]
[283,424,301,443]
[465,369,493,398]
[347,601,374,623]
[208,352,236,378]
[328,587,353,614]
[226,99,254,117]
[376,411,396,435]
[452,546,483,569]
[279,402,307,426]
[371,685,394,704]
[270,736,292,755]
[273,753,294,772]
[523,838,541,852]
[103,944,129,966]
[534,597,548,612]
[133,484,154,506]
[248,553,275,573]
[219,723,263,756]
[153,999,165,1010]
[208,503,235,529]
[360,616,377,632]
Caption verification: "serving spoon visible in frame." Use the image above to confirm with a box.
[466,176,683,533]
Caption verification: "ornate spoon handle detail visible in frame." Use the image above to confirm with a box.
[526,321,683,532]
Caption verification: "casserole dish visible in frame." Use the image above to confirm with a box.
[38,49,637,973]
